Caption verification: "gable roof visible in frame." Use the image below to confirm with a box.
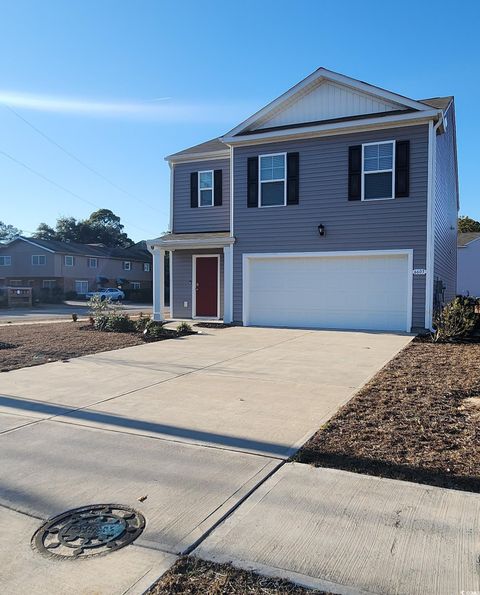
[458,232,480,247]
[2,236,151,260]
[166,68,451,161]
[223,68,437,140]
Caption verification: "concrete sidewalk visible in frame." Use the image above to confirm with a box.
[0,326,412,593]
[197,463,480,595]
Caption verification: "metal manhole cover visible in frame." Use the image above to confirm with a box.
[31,504,145,560]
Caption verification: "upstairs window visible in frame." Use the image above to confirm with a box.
[198,171,214,207]
[259,153,286,207]
[123,261,131,271]
[143,262,150,272]
[32,255,46,266]
[64,255,74,266]
[0,256,11,266]
[88,257,98,268]
[362,141,395,200]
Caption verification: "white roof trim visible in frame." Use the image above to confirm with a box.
[149,236,235,250]
[8,237,55,253]
[222,109,440,145]
[224,68,432,138]
[166,149,230,164]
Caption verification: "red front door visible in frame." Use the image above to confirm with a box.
[195,257,218,317]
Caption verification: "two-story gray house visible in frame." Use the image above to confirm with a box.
[149,68,458,332]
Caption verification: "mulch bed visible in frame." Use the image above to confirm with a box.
[194,322,233,329]
[0,322,157,372]
[147,557,327,594]
[295,337,480,493]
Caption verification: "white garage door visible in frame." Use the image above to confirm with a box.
[244,252,411,332]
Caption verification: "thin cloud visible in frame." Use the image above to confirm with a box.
[0,90,253,123]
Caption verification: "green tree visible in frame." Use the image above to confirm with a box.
[33,222,56,241]
[32,210,133,247]
[458,215,480,233]
[0,221,21,241]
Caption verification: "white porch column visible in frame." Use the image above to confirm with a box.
[152,247,165,321]
[223,244,233,323]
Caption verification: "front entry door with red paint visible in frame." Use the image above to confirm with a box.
[195,257,218,317]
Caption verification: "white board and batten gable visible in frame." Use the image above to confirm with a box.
[253,80,407,130]
[222,68,439,142]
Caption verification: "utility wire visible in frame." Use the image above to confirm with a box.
[0,102,164,215]
[0,148,155,236]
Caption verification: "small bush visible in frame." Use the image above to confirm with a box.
[142,319,166,341]
[177,321,193,335]
[135,312,151,332]
[71,313,78,323]
[432,296,478,342]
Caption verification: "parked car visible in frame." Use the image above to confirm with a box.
[85,287,125,301]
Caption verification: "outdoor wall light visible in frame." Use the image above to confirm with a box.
[317,224,326,236]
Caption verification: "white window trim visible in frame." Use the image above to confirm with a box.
[131,281,141,290]
[88,257,98,268]
[123,261,132,271]
[361,140,395,201]
[75,280,89,294]
[198,170,214,207]
[0,256,11,266]
[143,262,150,272]
[191,254,220,319]
[32,255,46,266]
[258,152,287,208]
[64,255,74,266]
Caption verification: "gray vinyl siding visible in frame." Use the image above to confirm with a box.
[433,104,458,306]
[232,125,429,330]
[173,159,230,233]
[172,249,223,319]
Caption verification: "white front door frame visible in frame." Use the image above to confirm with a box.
[242,249,413,332]
[192,254,220,320]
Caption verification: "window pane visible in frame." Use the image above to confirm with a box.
[260,167,273,181]
[379,143,393,157]
[271,155,284,167]
[364,144,379,159]
[364,157,378,172]
[260,156,273,169]
[272,166,285,179]
[379,156,393,169]
[199,171,212,188]
[200,189,213,206]
[364,172,393,199]
[261,181,284,206]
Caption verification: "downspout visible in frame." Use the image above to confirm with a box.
[425,111,444,330]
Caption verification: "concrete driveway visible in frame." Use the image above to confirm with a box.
[0,326,411,594]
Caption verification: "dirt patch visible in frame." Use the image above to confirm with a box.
[295,338,480,493]
[147,557,327,594]
[0,322,145,372]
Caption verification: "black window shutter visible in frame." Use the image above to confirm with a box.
[348,145,361,200]
[190,172,198,208]
[395,140,410,198]
[213,170,222,206]
[287,152,299,205]
[247,157,258,208]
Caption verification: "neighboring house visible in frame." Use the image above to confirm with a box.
[0,237,153,298]
[148,67,459,332]
[457,233,480,297]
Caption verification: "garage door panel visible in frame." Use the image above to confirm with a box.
[245,253,409,332]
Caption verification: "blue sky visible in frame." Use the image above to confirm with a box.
[0,0,478,241]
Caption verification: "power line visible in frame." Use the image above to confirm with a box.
[0,101,164,215]
[0,148,156,236]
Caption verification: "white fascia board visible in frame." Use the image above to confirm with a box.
[224,67,432,138]
[14,237,55,253]
[149,237,235,250]
[222,110,440,146]
[165,150,230,164]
